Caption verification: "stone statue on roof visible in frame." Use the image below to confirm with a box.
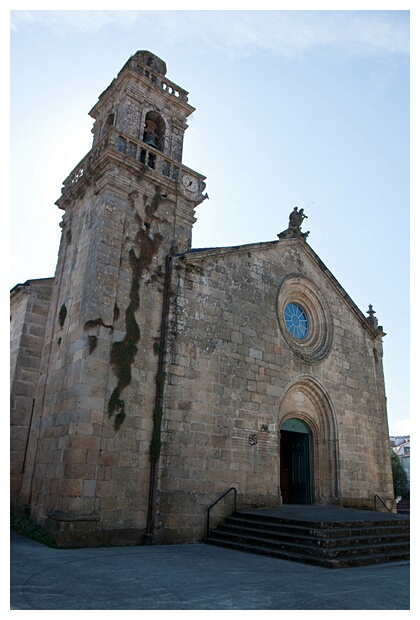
[278,207,310,240]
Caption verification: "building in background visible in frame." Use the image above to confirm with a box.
[390,435,410,487]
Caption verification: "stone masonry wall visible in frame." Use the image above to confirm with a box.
[21,162,198,545]
[155,239,393,543]
[10,279,53,508]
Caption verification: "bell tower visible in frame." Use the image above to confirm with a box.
[22,52,207,545]
[69,50,206,251]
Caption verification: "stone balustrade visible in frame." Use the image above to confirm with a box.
[130,59,188,101]
[61,129,185,194]
[113,131,180,181]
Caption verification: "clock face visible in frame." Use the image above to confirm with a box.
[182,174,198,192]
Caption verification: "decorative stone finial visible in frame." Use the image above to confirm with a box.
[278,207,310,240]
[366,304,386,336]
[367,304,375,318]
[366,304,378,328]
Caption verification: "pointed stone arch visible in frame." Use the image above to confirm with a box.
[278,375,341,504]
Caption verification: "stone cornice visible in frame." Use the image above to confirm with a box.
[55,130,206,210]
[10,277,54,297]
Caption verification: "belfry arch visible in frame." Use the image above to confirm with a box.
[278,375,340,504]
[142,110,166,151]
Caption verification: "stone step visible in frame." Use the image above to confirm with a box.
[229,511,410,531]
[207,529,409,559]
[205,536,410,568]
[224,515,409,539]
[397,499,410,514]
[205,509,410,568]
[217,522,410,548]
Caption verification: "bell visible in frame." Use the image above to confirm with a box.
[143,132,158,149]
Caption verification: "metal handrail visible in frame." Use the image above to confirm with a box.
[206,487,237,537]
[374,494,391,513]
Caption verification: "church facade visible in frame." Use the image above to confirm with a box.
[10,52,394,547]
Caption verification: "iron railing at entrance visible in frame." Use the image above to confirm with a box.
[206,487,237,537]
[374,494,391,513]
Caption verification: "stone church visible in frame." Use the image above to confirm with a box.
[10,51,394,547]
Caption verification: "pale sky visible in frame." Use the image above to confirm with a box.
[6,4,414,437]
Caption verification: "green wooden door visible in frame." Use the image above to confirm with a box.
[280,419,312,505]
[289,432,311,504]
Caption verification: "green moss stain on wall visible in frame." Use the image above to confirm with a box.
[108,189,164,430]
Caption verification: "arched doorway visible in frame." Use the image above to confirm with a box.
[280,418,313,504]
[278,376,340,505]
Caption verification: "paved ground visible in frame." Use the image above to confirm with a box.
[10,530,409,610]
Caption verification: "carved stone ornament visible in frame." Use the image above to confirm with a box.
[278,207,310,239]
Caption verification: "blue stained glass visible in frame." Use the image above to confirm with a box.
[284,303,308,339]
